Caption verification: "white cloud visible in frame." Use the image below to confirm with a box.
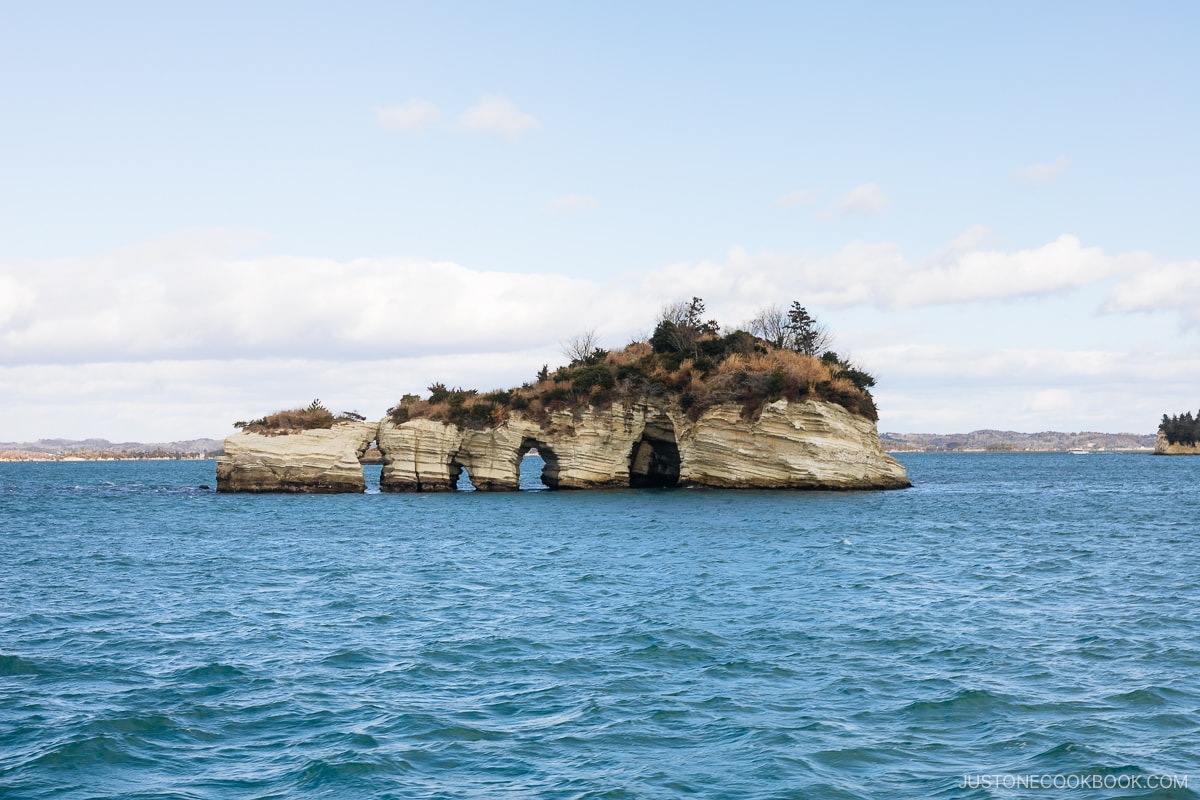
[0,274,36,326]
[1014,156,1070,185]
[638,233,1143,312]
[1100,260,1200,327]
[773,189,818,208]
[1027,388,1073,412]
[942,224,994,253]
[375,98,443,132]
[0,229,649,366]
[545,194,598,213]
[5,339,1174,441]
[0,229,1171,372]
[0,353,566,442]
[875,384,1170,435]
[836,183,889,216]
[862,343,1199,433]
[1,228,1193,439]
[458,95,540,139]
[883,235,1135,308]
[865,344,1142,383]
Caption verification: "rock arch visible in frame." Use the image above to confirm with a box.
[629,414,680,488]
[449,460,477,491]
[278,399,913,495]
[519,438,561,489]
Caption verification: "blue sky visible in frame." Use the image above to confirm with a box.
[1,2,1198,440]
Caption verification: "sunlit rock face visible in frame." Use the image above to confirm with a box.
[377,405,653,492]
[676,399,910,489]
[1154,431,1200,455]
[215,422,377,493]
[218,399,909,493]
[376,399,909,492]
[374,418,468,492]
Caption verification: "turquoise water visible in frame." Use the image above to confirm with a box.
[2,454,1198,799]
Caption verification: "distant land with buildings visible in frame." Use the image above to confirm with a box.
[0,438,225,462]
[0,429,1156,462]
[880,430,1155,453]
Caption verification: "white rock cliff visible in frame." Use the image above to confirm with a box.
[216,421,377,492]
[218,400,909,492]
[677,399,909,489]
[372,399,908,492]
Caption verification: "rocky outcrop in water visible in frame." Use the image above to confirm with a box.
[676,399,909,489]
[1153,431,1200,455]
[377,403,678,492]
[217,400,908,493]
[216,297,918,492]
[216,421,377,492]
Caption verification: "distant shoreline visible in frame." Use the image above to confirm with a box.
[0,437,225,463]
[1,430,1156,462]
[0,453,220,463]
[885,448,1154,454]
[880,430,1154,453]
[0,451,1159,463]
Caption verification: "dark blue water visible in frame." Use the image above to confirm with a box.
[2,454,1198,799]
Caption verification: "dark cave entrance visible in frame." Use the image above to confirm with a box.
[519,439,560,490]
[629,419,681,488]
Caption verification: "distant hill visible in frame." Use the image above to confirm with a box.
[1,429,1159,460]
[881,430,1155,453]
[0,438,224,461]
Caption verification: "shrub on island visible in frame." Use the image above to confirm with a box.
[387,298,880,431]
[234,400,366,436]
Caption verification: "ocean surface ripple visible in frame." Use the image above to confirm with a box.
[2,454,1198,798]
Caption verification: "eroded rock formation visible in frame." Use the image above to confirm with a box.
[217,399,909,493]
[678,399,909,489]
[372,398,908,492]
[1154,431,1200,455]
[378,403,675,492]
[216,421,377,492]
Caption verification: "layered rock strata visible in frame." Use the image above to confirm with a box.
[1153,431,1200,455]
[377,404,674,491]
[216,421,377,492]
[217,399,909,492]
[678,399,910,489]
[376,399,909,492]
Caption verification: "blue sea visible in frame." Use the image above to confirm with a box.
[2,454,1198,799]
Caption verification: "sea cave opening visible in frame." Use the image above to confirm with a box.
[450,461,477,492]
[629,419,680,488]
[519,439,559,490]
[359,438,383,493]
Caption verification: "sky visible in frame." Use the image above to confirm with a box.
[1,1,1198,441]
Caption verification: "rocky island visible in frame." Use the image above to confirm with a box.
[1155,411,1200,455]
[216,299,910,492]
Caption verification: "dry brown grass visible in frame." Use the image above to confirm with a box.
[388,329,879,428]
[389,394,511,429]
[745,350,833,384]
[240,407,336,435]
[620,341,654,360]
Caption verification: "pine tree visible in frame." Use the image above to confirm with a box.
[786,302,821,356]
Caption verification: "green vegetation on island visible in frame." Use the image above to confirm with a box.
[388,298,878,430]
[1159,410,1200,446]
[234,399,367,436]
